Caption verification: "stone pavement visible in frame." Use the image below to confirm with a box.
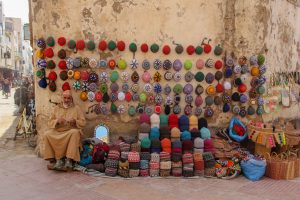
[0,90,300,200]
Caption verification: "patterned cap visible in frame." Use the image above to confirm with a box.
[163,59,172,70]
[164,71,173,81]
[164,85,172,95]
[153,59,162,70]
[185,71,194,82]
[142,59,151,70]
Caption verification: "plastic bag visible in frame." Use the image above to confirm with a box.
[229,117,248,142]
[241,158,266,181]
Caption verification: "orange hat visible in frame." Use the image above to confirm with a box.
[161,138,171,153]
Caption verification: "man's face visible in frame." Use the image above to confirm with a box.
[63,96,72,105]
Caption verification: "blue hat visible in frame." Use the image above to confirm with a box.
[150,127,160,140]
[223,103,230,112]
[38,78,47,88]
[200,127,211,139]
[179,115,189,132]
[172,140,182,148]
[181,130,191,141]
[225,67,233,78]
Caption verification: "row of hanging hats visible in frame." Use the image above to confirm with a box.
[36,36,223,55]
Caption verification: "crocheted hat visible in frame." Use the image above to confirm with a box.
[141,138,151,149]
[181,130,192,141]
[170,127,181,141]
[194,137,204,149]
[151,139,161,153]
[139,123,151,133]
[161,138,172,153]
[168,114,179,129]
[159,114,168,127]
[150,127,160,140]
[198,117,208,130]
[190,128,200,139]
[159,126,170,139]
[182,141,194,153]
[200,127,211,139]
[150,113,160,128]
[179,115,189,132]
[189,115,198,130]
[140,113,150,124]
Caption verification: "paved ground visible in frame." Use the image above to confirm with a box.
[0,89,300,200]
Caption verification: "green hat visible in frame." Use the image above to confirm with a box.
[150,43,159,53]
[184,60,193,70]
[86,40,95,51]
[141,138,151,148]
[59,70,68,81]
[36,69,45,78]
[257,54,265,65]
[247,105,255,115]
[256,106,264,115]
[128,105,136,116]
[57,49,66,59]
[256,85,265,94]
[214,44,223,56]
[129,42,137,52]
[195,46,203,55]
[46,60,56,69]
[100,83,108,93]
[175,44,184,54]
[160,114,168,126]
[139,92,147,103]
[48,81,56,92]
[68,40,76,49]
[108,40,116,51]
[173,84,183,94]
[195,72,205,82]
[46,36,55,47]
[102,92,110,103]
[110,71,119,82]
[118,59,127,70]
[111,103,118,113]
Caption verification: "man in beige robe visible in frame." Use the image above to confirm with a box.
[44,90,86,171]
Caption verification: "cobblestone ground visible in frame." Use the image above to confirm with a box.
[0,89,300,200]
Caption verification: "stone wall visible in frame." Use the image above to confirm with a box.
[29,0,300,156]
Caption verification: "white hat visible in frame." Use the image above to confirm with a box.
[150,113,160,128]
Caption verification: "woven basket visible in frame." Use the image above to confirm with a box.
[255,143,271,156]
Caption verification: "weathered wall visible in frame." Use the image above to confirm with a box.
[29,0,300,155]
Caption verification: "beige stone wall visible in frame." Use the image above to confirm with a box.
[29,0,300,155]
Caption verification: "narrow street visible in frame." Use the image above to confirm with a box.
[0,90,299,200]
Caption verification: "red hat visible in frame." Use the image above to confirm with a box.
[162,45,171,55]
[95,92,103,102]
[48,71,57,81]
[182,140,193,152]
[125,92,132,102]
[58,60,67,70]
[98,40,107,51]
[44,48,54,58]
[155,105,161,114]
[216,83,224,93]
[238,83,247,93]
[108,59,116,70]
[76,40,85,50]
[62,82,71,91]
[57,37,66,46]
[214,60,223,69]
[117,41,125,51]
[140,43,148,53]
[186,45,195,55]
[204,43,212,54]
[168,113,179,129]
[140,113,150,124]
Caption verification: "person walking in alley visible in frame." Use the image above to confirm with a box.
[3,77,11,98]
[43,90,86,171]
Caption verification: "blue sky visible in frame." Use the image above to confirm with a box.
[2,0,29,23]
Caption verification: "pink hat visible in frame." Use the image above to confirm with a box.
[140,113,150,124]
[196,59,205,69]
[142,71,151,83]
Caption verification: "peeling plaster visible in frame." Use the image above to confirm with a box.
[33,0,42,22]
[51,11,60,28]
[93,0,107,7]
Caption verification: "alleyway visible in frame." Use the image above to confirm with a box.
[0,90,300,200]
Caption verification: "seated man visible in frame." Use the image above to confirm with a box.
[44,90,86,171]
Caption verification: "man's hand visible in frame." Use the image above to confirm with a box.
[58,118,66,125]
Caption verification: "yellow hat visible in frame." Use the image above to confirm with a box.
[67,70,74,79]
[251,66,259,76]
[80,91,88,101]
[36,49,44,58]
[206,85,216,95]
[73,71,81,80]
[189,115,198,129]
